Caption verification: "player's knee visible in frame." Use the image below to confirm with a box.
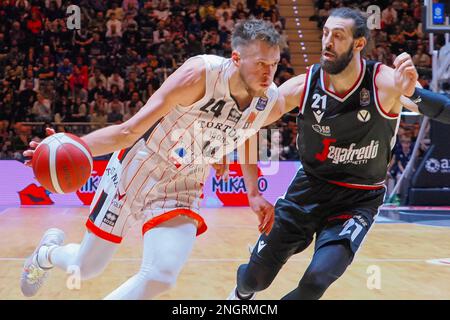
[139,264,180,292]
[238,263,275,293]
[300,268,338,293]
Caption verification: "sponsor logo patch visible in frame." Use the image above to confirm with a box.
[255,97,268,111]
[316,139,380,165]
[226,108,242,123]
[102,211,119,227]
[257,240,267,253]
[312,124,331,136]
[357,109,371,122]
[360,88,370,106]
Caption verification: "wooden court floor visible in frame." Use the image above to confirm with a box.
[0,206,449,300]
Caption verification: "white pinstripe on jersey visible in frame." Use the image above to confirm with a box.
[86,55,278,241]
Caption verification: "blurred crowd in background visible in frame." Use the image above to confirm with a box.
[0,0,448,191]
[0,0,295,160]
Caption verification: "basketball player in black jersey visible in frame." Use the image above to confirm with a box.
[228,8,450,300]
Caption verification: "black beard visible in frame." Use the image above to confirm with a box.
[320,43,354,75]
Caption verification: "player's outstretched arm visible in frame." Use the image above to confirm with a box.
[394,53,450,123]
[377,53,450,124]
[238,137,274,235]
[402,87,450,124]
[263,73,306,126]
[375,53,418,115]
[81,57,207,156]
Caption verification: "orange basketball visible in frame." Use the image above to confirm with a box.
[32,133,93,194]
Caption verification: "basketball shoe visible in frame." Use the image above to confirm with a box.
[227,243,256,300]
[20,228,65,297]
[227,286,256,300]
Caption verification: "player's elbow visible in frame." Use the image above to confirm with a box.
[118,123,141,148]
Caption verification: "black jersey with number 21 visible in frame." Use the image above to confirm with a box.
[296,59,400,189]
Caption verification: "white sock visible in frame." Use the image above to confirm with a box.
[36,245,55,269]
[49,232,117,280]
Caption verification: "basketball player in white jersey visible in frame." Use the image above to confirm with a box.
[20,19,285,299]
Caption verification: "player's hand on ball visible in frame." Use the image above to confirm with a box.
[248,194,275,235]
[393,52,419,97]
[23,128,56,166]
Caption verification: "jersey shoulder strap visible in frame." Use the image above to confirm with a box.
[299,64,320,114]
